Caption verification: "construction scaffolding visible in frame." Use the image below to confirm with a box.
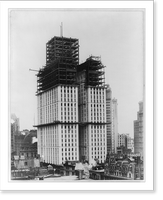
[37,36,79,94]
[77,56,105,87]
[46,36,79,65]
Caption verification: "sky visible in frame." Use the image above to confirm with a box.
[10,9,144,137]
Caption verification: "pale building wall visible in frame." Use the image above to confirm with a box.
[37,85,79,165]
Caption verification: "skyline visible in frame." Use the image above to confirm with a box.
[10,9,144,137]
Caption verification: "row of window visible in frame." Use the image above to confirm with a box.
[61,93,77,98]
[91,151,105,156]
[60,86,77,94]
[60,117,77,122]
[62,139,77,143]
[61,148,77,152]
[91,147,105,151]
[61,143,77,147]
[62,152,77,156]
[90,117,105,121]
[61,134,77,137]
[91,143,106,146]
[91,125,106,129]
[62,125,77,128]
[61,111,77,116]
[90,88,105,94]
[62,157,77,161]
[61,103,77,107]
[60,97,76,102]
[39,113,78,124]
[91,155,105,161]
[90,98,105,103]
[91,138,105,143]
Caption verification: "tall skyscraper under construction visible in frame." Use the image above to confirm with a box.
[36,33,108,165]
[36,36,79,165]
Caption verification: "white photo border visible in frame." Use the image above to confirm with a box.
[0,1,153,191]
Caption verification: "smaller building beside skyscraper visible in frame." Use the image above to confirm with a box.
[134,101,143,158]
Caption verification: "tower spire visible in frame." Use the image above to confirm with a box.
[60,22,63,37]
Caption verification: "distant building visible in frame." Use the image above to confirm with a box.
[11,114,20,156]
[134,101,143,158]
[116,146,131,155]
[111,98,118,153]
[19,130,37,158]
[118,134,127,148]
[127,136,134,153]
[11,113,20,133]
[11,121,16,155]
[118,133,134,153]
[106,85,112,154]
[14,134,25,156]
[14,130,37,158]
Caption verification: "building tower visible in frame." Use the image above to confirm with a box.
[36,36,79,165]
[127,136,134,153]
[118,134,127,148]
[106,85,112,154]
[11,114,20,156]
[77,56,107,163]
[134,101,143,158]
[111,98,118,153]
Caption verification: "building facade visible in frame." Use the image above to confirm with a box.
[37,86,79,164]
[134,101,143,158]
[36,36,79,165]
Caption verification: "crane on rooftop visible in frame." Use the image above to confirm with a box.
[29,69,39,72]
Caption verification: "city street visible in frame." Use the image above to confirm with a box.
[12,175,96,181]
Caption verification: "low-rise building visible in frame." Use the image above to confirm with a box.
[104,153,143,180]
[13,130,37,158]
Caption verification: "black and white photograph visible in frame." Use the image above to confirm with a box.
[0,0,154,192]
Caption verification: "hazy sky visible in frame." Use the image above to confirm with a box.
[10,9,144,137]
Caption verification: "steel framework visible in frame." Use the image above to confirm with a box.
[37,36,79,94]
